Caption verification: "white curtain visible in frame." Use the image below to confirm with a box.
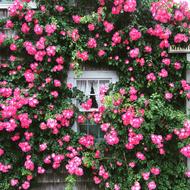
[76,79,110,108]
[88,80,98,95]
[77,80,87,94]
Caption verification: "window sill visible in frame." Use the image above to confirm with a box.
[79,108,99,112]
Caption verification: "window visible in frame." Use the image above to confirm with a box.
[76,79,110,111]
[0,0,36,9]
[0,9,8,18]
[79,118,104,141]
[0,0,14,5]
[67,70,118,141]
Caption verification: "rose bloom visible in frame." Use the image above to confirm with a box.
[88,23,95,31]
[129,28,142,41]
[129,48,139,58]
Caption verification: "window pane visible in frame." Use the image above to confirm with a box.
[77,80,87,94]
[88,80,98,95]
[0,0,14,3]
[89,124,99,137]
[78,119,104,141]
[0,10,8,18]
[79,124,88,134]
[99,80,110,87]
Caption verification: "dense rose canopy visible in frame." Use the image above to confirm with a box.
[0,0,190,189]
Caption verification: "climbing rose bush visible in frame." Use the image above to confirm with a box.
[0,0,190,189]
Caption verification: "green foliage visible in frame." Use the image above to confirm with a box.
[65,175,77,190]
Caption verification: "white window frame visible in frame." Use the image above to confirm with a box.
[67,70,118,110]
[67,70,119,135]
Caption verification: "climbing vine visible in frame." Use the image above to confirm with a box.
[0,0,190,189]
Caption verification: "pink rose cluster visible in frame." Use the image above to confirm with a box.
[174,33,188,44]
[79,135,94,148]
[129,28,142,41]
[125,129,143,150]
[98,165,109,180]
[180,144,190,158]
[122,109,144,129]
[8,0,23,17]
[181,80,190,99]
[129,86,138,101]
[45,24,57,35]
[25,10,35,22]
[76,51,89,61]
[1,105,16,119]
[21,23,30,33]
[136,152,146,161]
[0,87,12,98]
[147,24,171,49]
[44,154,65,169]
[146,73,156,82]
[24,155,34,171]
[174,120,190,140]
[0,162,11,173]
[103,21,114,33]
[19,141,31,152]
[70,29,80,42]
[0,33,6,45]
[109,0,136,14]
[124,0,137,12]
[52,154,65,169]
[87,38,97,48]
[151,1,172,23]
[112,32,122,46]
[46,46,56,57]
[72,15,81,24]
[42,109,74,134]
[24,69,35,83]
[151,134,165,155]
[18,113,32,129]
[23,41,37,55]
[66,156,83,176]
[131,182,141,190]
[0,148,4,157]
[93,113,102,124]
[0,118,17,132]
[81,99,92,110]
[129,48,139,58]
[0,89,32,129]
[104,128,119,145]
[34,24,43,35]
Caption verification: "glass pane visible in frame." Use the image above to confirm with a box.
[79,124,88,134]
[77,80,87,94]
[88,80,98,95]
[68,0,77,6]
[0,0,14,3]
[0,10,8,18]
[99,130,104,138]
[89,124,99,137]
[99,80,110,87]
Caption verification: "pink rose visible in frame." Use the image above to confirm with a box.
[129,48,139,58]
[148,181,156,190]
[129,28,141,41]
[22,181,30,190]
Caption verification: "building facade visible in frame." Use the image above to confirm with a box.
[0,1,190,190]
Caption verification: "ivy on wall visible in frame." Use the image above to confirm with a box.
[0,0,190,189]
